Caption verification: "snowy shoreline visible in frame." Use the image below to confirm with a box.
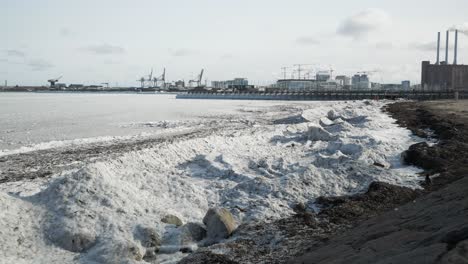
[0,100,424,264]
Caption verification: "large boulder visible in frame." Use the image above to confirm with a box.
[161,214,183,226]
[203,208,237,243]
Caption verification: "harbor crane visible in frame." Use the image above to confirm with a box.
[137,77,145,88]
[47,76,62,87]
[189,69,204,87]
[137,68,166,89]
[148,69,153,87]
[293,64,312,79]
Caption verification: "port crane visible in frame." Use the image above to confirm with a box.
[47,76,62,87]
[153,68,166,89]
[189,69,204,87]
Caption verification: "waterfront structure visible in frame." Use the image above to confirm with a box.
[276,79,317,91]
[421,30,468,91]
[174,80,185,89]
[315,72,330,82]
[68,84,84,90]
[211,78,249,90]
[401,80,411,90]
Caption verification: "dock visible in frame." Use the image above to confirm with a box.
[176,90,467,101]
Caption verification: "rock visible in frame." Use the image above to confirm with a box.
[181,222,207,243]
[292,202,307,214]
[51,228,96,252]
[203,208,237,243]
[327,110,341,120]
[134,225,161,248]
[402,142,445,170]
[161,214,183,226]
[306,125,335,141]
[143,247,158,261]
[179,251,238,264]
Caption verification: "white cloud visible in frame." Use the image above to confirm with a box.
[79,44,125,55]
[296,36,320,45]
[59,28,74,37]
[375,41,394,49]
[28,59,54,71]
[337,8,391,39]
[5,49,25,57]
[169,48,195,57]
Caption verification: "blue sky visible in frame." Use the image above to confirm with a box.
[1,0,468,86]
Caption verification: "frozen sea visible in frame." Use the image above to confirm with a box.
[0,92,424,264]
[0,92,290,151]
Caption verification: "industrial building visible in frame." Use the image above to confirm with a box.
[276,79,317,91]
[335,75,351,86]
[211,78,250,90]
[421,30,468,91]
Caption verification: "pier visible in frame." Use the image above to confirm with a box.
[176,90,467,101]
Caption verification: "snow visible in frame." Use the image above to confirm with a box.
[0,99,424,264]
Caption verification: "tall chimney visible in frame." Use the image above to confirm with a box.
[454,30,458,65]
[436,32,441,65]
[445,30,449,64]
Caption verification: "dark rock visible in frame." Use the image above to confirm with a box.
[181,222,207,243]
[179,251,238,264]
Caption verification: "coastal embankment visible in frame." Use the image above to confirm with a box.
[290,100,468,264]
[180,100,468,264]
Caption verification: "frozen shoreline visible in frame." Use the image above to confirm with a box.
[0,100,423,264]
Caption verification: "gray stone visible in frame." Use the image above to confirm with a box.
[161,214,183,226]
[327,110,341,120]
[134,225,161,248]
[203,208,237,243]
[181,222,207,243]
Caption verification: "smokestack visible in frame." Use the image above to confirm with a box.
[445,30,449,64]
[436,32,441,64]
[454,30,458,65]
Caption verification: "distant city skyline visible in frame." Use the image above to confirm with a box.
[1,0,468,86]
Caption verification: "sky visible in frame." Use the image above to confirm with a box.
[1,0,468,86]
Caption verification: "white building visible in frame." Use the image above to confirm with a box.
[351,74,371,89]
[335,75,351,86]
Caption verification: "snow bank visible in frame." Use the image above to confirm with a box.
[0,100,423,263]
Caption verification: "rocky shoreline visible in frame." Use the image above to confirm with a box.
[179,100,468,264]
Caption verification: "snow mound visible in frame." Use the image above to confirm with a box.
[0,100,425,264]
